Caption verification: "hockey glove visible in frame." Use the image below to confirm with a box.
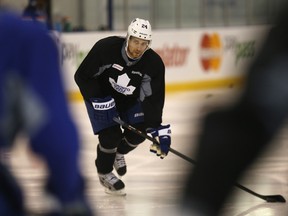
[147,125,171,159]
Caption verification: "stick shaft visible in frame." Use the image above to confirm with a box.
[113,117,285,202]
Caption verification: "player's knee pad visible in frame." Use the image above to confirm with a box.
[117,137,139,154]
[98,125,123,149]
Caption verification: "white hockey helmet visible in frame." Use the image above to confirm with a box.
[127,18,152,43]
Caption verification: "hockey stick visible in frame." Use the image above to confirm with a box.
[113,117,286,203]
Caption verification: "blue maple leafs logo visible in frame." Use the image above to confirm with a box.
[109,74,136,95]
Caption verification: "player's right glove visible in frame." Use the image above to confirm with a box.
[147,125,171,159]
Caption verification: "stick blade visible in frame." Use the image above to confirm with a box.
[265,195,286,203]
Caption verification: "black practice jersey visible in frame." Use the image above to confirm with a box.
[75,36,166,128]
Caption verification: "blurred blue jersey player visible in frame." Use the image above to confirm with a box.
[0,10,93,216]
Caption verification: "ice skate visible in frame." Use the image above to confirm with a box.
[114,153,127,176]
[98,172,126,196]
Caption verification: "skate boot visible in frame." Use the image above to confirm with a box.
[98,172,126,196]
[114,153,127,176]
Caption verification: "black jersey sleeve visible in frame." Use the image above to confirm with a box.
[141,51,166,128]
[74,39,106,99]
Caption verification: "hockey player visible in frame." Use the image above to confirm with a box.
[0,11,93,215]
[74,18,171,195]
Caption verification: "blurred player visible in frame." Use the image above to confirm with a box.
[0,10,93,216]
[181,2,288,215]
[75,18,171,195]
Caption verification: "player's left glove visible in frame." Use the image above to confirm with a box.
[147,125,171,159]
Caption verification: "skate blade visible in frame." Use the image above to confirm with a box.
[104,188,126,196]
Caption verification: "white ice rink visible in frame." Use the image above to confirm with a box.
[7,88,288,215]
